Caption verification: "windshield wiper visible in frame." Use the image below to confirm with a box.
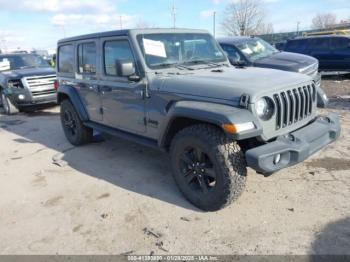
[18,65,37,69]
[183,59,224,68]
[152,62,194,71]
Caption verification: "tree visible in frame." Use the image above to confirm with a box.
[221,0,268,36]
[311,13,337,30]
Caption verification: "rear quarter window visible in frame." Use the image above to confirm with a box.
[58,44,74,74]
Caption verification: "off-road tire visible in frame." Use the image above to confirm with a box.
[1,92,19,115]
[170,124,247,211]
[60,99,92,146]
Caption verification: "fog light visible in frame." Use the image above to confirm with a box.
[18,94,25,100]
[273,154,281,165]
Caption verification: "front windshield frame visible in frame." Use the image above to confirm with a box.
[136,33,227,69]
[0,54,50,71]
[235,38,279,61]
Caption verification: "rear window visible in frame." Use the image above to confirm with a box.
[58,44,74,73]
[78,42,97,74]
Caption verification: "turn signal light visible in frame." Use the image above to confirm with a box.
[54,80,59,90]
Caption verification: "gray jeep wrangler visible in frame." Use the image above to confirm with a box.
[56,29,341,211]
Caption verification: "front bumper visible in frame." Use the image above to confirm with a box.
[8,89,57,107]
[246,113,341,174]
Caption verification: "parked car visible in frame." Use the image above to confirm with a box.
[283,35,350,74]
[0,53,57,114]
[218,36,328,108]
[56,29,340,211]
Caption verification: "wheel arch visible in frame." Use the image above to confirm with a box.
[57,85,89,122]
[159,100,262,150]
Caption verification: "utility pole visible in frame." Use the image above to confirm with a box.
[213,11,216,37]
[171,0,177,28]
[296,21,300,36]
[120,15,123,29]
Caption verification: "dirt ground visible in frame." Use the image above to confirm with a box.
[0,77,349,255]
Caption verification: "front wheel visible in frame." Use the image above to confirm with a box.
[170,124,247,211]
[1,92,19,115]
[60,99,92,145]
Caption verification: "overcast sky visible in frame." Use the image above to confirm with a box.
[0,0,349,51]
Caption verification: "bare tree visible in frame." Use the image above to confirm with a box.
[257,22,274,35]
[311,13,337,29]
[221,0,267,36]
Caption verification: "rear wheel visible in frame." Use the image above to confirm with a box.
[60,99,92,145]
[1,92,19,115]
[170,124,247,211]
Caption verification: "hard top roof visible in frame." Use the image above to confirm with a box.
[58,28,210,44]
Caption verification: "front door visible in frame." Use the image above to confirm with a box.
[306,38,332,70]
[75,40,103,123]
[99,37,146,134]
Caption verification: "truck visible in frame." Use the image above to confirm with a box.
[56,29,341,211]
[0,53,57,114]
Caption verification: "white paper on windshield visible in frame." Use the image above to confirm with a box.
[143,38,167,58]
[242,47,253,55]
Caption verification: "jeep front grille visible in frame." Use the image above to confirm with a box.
[24,75,56,97]
[273,85,316,130]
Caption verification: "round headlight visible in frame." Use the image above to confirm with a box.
[256,97,274,121]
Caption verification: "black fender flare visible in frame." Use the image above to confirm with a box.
[159,100,262,147]
[57,85,89,121]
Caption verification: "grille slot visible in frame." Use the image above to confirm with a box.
[274,85,315,130]
[24,75,56,97]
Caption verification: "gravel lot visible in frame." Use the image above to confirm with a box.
[0,77,349,255]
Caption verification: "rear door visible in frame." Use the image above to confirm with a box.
[306,37,332,70]
[75,40,103,123]
[99,36,146,134]
[330,37,350,71]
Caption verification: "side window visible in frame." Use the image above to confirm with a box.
[58,44,74,73]
[332,38,350,50]
[308,38,330,50]
[104,40,134,77]
[78,42,97,74]
[286,40,305,51]
[221,44,242,60]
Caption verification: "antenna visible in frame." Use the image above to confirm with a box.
[171,0,177,28]
[120,15,123,29]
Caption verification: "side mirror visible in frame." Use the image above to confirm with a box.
[229,57,245,66]
[116,59,136,77]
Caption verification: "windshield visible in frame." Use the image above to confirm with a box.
[235,38,279,61]
[137,33,226,69]
[0,54,50,71]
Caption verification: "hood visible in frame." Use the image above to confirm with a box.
[157,66,312,103]
[253,52,317,72]
[1,67,55,79]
